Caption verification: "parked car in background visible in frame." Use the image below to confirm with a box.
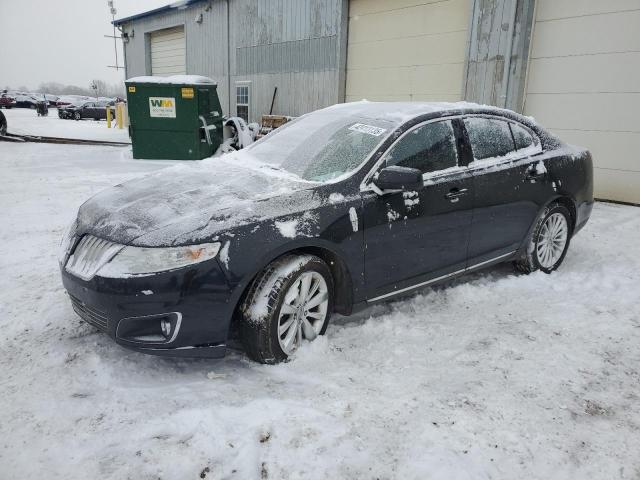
[59,102,594,363]
[43,94,59,107]
[56,95,92,108]
[58,102,83,119]
[58,100,114,120]
[14,95,40,109]
[0,93,16,109]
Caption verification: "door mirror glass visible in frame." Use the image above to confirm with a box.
[373,166,423,192]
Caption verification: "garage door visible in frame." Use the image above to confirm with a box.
[346,0,470,102]
[523,1,640,204]
[150,26,186,76]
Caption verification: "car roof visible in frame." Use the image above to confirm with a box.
[316,100,560,150]
[320,100,529,124]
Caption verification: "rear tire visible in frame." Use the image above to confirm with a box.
[240,254,333,364]
[514,203,572,274]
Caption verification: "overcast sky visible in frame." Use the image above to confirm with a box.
[0,0,172,91]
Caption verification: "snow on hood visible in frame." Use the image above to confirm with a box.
[76,152,321,247]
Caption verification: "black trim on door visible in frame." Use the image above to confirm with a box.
[452,118,473,167]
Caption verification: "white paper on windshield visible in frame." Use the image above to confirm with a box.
[349,123,387,137]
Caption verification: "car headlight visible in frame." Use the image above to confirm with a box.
[96,242,221,278]
[58,220,77,265]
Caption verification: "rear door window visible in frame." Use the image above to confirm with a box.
[385,120,458,174]
[464,117,516,161]
[510,122,536,151]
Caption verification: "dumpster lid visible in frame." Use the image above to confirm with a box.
[126,75,216,86]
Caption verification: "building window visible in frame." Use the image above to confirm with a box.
[236,84,250,122]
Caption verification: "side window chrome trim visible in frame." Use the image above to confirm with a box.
[422,165,471,183]
[462,114,542,173]
[360,115,465,192]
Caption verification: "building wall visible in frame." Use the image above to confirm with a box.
[523,0,640,204]
[120,1,230,112]
[120,0,346,123]
[228,0,346,122]
[345,0,470,102]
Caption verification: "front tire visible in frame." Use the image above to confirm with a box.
[514,203,572,274]
[74,112,81,120]
[241,254,333,364]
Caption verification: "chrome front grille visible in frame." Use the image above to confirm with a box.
[69,294,109,332]
[65,235,123,281]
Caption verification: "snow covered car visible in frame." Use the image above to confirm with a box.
[13,95,39,109]
[59,102,594,363]
[59,101,112,120]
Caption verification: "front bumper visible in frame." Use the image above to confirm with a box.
[61,259,235,358]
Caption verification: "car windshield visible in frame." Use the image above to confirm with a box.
[244,110,397,182]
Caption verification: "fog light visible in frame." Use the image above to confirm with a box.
[160,319,172,338]
[116,312,182,344]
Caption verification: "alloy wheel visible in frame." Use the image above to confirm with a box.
[277,271,329,355]
[536,212,568,269]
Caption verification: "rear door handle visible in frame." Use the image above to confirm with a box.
[445,188,468,203]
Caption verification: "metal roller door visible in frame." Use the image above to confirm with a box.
[150,26,186,76]
[346,0,470,102]
[523,1,640,204]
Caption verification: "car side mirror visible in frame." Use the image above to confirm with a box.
[373,166,423,192]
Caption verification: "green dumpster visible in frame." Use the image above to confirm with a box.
[125,75,223,160]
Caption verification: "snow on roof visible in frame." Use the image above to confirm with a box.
[125,75,216,85]
[316,100,546,134]
[320,100,498,123]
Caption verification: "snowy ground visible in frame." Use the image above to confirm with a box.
[1,142,639,479]
[3,107,130,143]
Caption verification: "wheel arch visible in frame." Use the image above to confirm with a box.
[291,245,354,315]
[517,194,578,256]
[226,241,355,340]
[553,195,577,232]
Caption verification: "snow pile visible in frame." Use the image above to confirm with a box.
[534,160,548,175]
[328,192,345,204]
[1,143,640,479]
[218,241,231,269]
[275,219,298,238]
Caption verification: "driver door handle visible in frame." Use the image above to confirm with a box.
[525,165,547,182]
[445,188,468,203]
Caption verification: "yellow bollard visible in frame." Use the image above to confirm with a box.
[106,107,112,128]
[116,104,123,129]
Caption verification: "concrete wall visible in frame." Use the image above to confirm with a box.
[523,0,640,203]
[345,0,470,102]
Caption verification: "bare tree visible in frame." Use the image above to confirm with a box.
[36,81,125,98]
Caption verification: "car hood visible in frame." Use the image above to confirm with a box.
[76,153,324,246]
